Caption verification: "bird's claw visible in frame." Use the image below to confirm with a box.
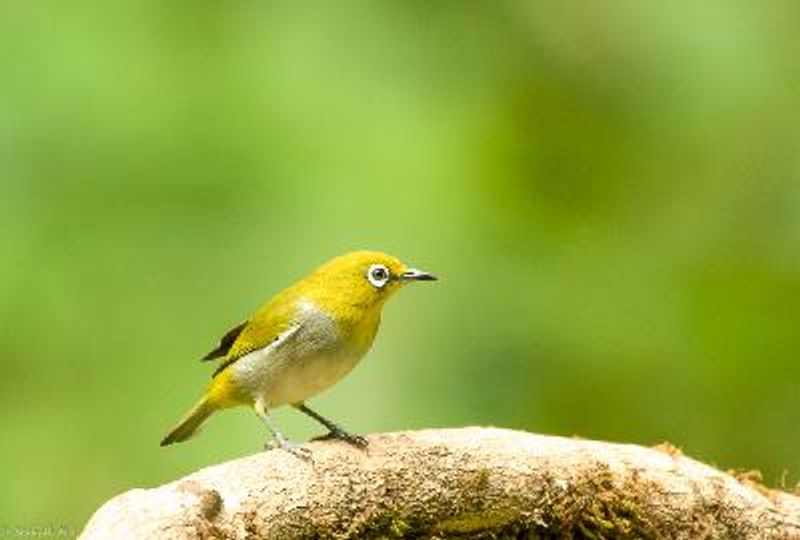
[264,438,312,460]
[312,429,368,449]
[286,445,313,460]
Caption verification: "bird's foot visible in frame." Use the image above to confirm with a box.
[312,428,368,449]
[264,437,312,459]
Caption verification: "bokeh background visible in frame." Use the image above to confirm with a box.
[2,1,800,532]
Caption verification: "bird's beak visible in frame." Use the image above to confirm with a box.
[400,268,438,282]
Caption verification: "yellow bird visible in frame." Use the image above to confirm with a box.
[160,251,437,453]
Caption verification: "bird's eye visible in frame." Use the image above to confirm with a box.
[367,264,390,288]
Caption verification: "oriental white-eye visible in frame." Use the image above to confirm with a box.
[161,251,437,454]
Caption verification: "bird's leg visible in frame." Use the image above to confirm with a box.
[254,401,311,459]
[293,403,368,448]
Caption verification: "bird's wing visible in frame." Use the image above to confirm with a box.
[201,321,248,361]
[210,292,298,378]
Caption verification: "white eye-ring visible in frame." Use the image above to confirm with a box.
[367,264,391,288]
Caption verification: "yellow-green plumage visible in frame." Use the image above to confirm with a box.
[161,251,435,448]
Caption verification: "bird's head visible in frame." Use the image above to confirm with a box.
[305,251,437,311]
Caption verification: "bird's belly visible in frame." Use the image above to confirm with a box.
[231,345,363,408]
[265,348,362,407]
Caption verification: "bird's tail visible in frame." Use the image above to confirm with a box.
[160,396,217,446]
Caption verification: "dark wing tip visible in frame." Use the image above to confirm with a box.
[201,348,224,362]
[200,320,248,362]
[160,431,177,446]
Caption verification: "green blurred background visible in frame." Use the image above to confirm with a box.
[2,0,800,532]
